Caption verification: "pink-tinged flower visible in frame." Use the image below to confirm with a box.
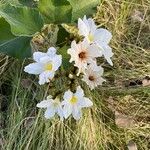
[67,39,101,75]
[78,15,113,66]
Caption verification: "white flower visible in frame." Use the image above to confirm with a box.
[37,96,63,120]
[82,63,105,90]
[67,39,101,75]
[62,86,93,120]
[24,47,62,85]
[78,15,113,66]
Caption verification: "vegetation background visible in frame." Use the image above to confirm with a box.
[0,0,150,149]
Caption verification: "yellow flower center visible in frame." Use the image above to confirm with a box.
[44,63,53,71]
[88,34,94,42]
[70,96,78,104]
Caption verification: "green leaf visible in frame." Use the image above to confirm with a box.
[38,0,72,24]
[56,25,69,46]
[57,45,71,69]
[0,4,44,36]
[1,0,37,7]
[0,18,14,44]
[1,0,22,6]
[18,0,38,7]
[0,18,32,58]
[67,0,100,22]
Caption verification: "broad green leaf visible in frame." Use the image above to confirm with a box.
[0,18,32,58]
[38,0,72,24]
[2,0,22,6]
[0,18,14,44]
[0,36,32,58]
[67,0,100,22]
[1,0,37,7]
[0,4,44,36]
[18,0,38,7]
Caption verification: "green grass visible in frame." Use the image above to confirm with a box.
[0,0,150,149]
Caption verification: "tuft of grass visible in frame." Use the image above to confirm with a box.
[0,0,150,149]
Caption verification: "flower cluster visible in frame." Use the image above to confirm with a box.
[24,16,113,120]
[68,15,113,89]
[36,86,93,120]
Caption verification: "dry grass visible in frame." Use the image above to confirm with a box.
[0,0,150,149]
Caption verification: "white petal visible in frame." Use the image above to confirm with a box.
[33,52,47,62]
[63,104,72,119]
[82,15,91,33]
[68,41,79,55]
[39,71,55,85]
[46,71,55,80]
[71,40,79,52]
[78,97,93,108]
[47,47,57,57]
[83,15,88,25]
[52,55,62,71]
[88,61,102,72]
[56,106,64,120]
[75,86,84,99]
[36,100,52,108]
[88,44,102,58]
[76,62,87,76]
[44,107,56,119]
[81,38,90,50]
[101,45,113,66]
[89,63,104,75]
[96,77,106,85]
[72,105,82,120]
[94,28,112,44]
[67,41,79,63]
[63,90,73,101]
[24,63,43,75]
[39,73,46,85]
[39,56,51,64]
[87,18,97,34]
[78,18,89,37]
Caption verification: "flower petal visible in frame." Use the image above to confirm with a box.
[78,97,93,108]
[47,47,57,57]
[52,55,62,71]
[94,28,112,44]
[33,52,47,62]
[75,86,84,99]
[44,107,56,119]
[39,71,55,85]
[81,38,90,50]
[56,106,64,120]
[39,56,51,64]
[88,44,102,58]
[96,77,106,85]
[63,90,73,101]
[88,61,103,72]
[87,18,97,34]
[24,63,43,75]
[72,105,82,120]
[36,100,52,108]
[78,18,89,37]
[101,44,113,66]
[63,103,72,119]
